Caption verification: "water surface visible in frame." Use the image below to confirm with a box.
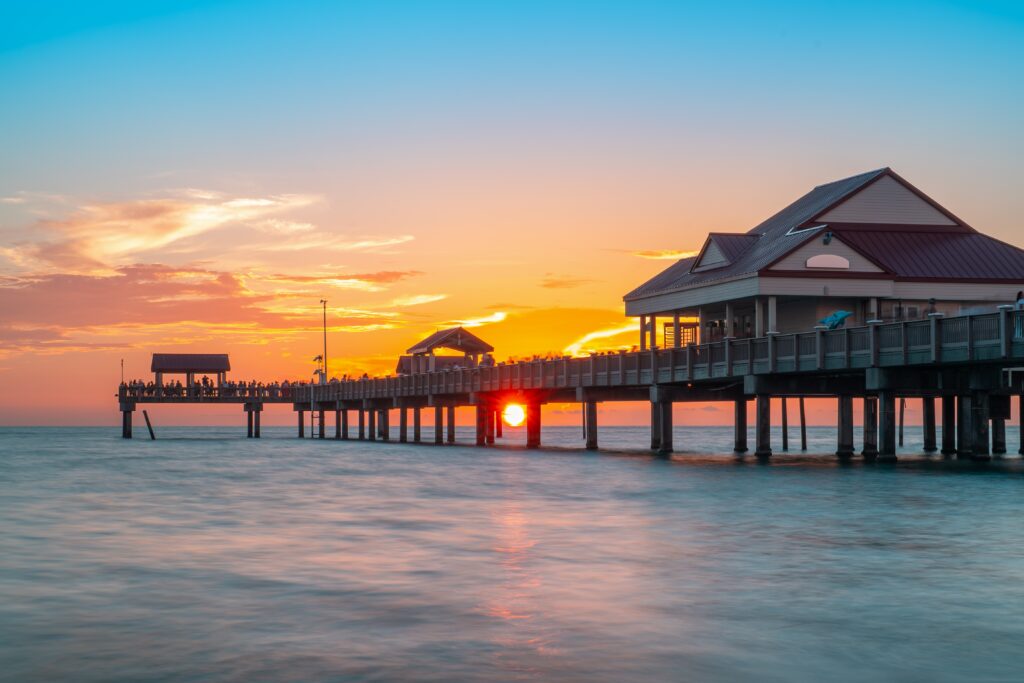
[1,426,1023,682]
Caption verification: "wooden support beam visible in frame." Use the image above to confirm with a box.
[755,395,771,458]
[318,410,326,439]
[297,410,304,439]
[922,397,936,453]
[1019,396,1023,456]
[781,397,789,451]
[650,401,661,451]
[247,410,254,438]
[878,391,897,461]
[358,409,365,440]
[799,397,808,451]
[957,395,973,459]
[495,408,503,438]
[399,407,408,443]
[254,409,260,439]
[335,410,342,439]
[657,400,673,455]
[862,397,878,459]
[434,405,443,444]
[585,400,598,450]
[836,395,854,459]
[368,409,376,442]
[485,404,496,445]
[898,397,905,447]
[941,395,956,456]
[122,410,133,439]
[413,407,421,443]
[475,405,486,446]
[734,399,747,453]
[142,410,155,440]
[526,403,541,449]
[972,392,991,460]
[992,418,1006,455]
[447,406,456,444]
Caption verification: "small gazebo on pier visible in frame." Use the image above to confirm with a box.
[397,327,493,375]
[151,353,230,391]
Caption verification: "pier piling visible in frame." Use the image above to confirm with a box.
[972,392,991,460]
[297,410,304,439]
[434,406,443,444]
[400,407,408,443]
[957,395,973,458]
[862,397,878,459]
[755,395,771,458]
[836,395,854,459]
[941,396,956,456]
[358,408,366,440]
[447,406,455,444]
[657,400,673,456]
[413,407,421,443]
[878,391,897,461]
[922,397,937,453]
[526,403,541,449]
[733,399,747,453]
[585,401,598,450]
[799,397,807,451]
[781,397,789,451]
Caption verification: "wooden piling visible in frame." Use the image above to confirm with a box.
[247,409,254,438]
[799,397,807,451]
[447,406,455,443]
[400,407,408,443]
[368,409,376,442]
[657,401,673,456]
[755,395,771,458]
[526,403,541,449]
[585,401,598,450]
[318,410,326,439]
[971,392,991,460]
[358,409,365,440]
[649,401,661,451]
[254,409,260,439]
[434,405,443,444]
[335,410,341,439]
[297,410,304,439]
[781,397,789,451]
[862,397,878,458]
[992,417,1006,455]
[836,395,854,459]
[957,395,973,458]
[733,399,747,453]
[142,410,156,440]
[941,395,956,456]
[922,397,936,452]
[1019,396,1023,456]
[878,391,897,461]
[413,407,421,443]
[495,409,503,438]
[898,397,905,447]
[122,410,133,439]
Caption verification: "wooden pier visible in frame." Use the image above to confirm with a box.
[118,308,1024,461]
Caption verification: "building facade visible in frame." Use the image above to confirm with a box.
[624,168,1024,348]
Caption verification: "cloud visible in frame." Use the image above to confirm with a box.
[631,249,699,260]
[255,270,423,293]
[563,321,640,357]
[389,294,447,307]
[540,275,597,289]
[447,311,508,328]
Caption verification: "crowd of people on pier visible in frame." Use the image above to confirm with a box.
[119,377,327,400]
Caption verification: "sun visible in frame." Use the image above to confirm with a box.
[502,403,526,427]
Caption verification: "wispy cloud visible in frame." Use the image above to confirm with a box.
[389,294,447,307]
[631,249,698,260]
[540,274,597,289]
[563,321,640,357]
[447,311,508,328]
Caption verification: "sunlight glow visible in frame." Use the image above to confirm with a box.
[502,403,526,427]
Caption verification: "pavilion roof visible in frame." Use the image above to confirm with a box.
[151,353,231,373]
[407,327,494,355]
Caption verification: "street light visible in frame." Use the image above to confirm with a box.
[320,299,328,385]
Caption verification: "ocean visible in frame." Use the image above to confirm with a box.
[1,425,1023,682]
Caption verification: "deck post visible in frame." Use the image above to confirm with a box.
[342,408,350,440]
[836,395,854,459]
[447,406,456,443]
[526,402,541,448]
[957,395,973,458]
[297,410,304,438]
[434,405,443,444]
[247,409,253,438]
[992,417,1006,455]
[318,410,326,439]
[781,397,789,451]
[585,400,598,450]
[380,409,389,441]
[413,407,421,443]
[485,404,496,445]
[755,394,771,458]
[399,406,408,443]
[799,397,808,450]
[878,391,897,461]
[335,409,341,439]
[358,409,365,440]
[1019,396,1023,455]
[368,408,376,442]
[121,409,133,439]
[657,400,673,455]
[922,397,937,452]
[733,399,747,453]
[639,315,647,351]
[649,400,661,451]
[475,404,486,446]
[972,391,991,460]
[253,408,260,439]
[862,397,879,459]
[940,395,955,455]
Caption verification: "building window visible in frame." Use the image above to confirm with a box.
[806,254,850,269]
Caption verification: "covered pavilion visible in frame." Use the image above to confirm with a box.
[151,353,231,390]
[398,327,494,374]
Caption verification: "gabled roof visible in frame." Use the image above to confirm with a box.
[407,327,494,355]
[837,231,1024,281]
[691,233,759,272]
[624,167,1003,302]
[151,353,230,373]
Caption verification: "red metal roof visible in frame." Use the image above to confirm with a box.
[838,231,1024,281]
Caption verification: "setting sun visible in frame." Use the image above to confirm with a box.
[502,403,526,427]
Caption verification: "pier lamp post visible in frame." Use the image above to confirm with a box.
[320,299,328,385]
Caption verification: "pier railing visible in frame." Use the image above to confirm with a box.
[119,309,1024,404]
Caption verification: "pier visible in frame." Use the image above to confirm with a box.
[118,308,1024,461]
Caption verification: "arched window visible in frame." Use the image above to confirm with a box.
[806,254,850,269]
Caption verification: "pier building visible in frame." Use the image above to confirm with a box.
[117,168,1024,463]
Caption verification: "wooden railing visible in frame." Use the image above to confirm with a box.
[119,309,1024,404]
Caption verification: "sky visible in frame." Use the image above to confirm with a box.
[1,0,1022,426]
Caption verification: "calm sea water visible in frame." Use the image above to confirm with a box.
[2,425,1023,683]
